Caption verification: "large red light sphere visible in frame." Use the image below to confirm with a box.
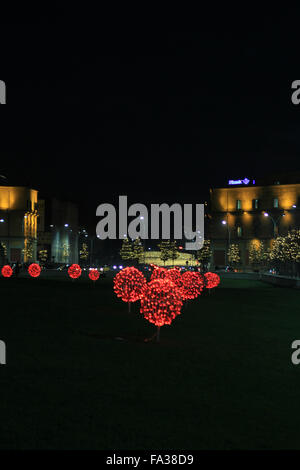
[181,271,205,300]
[113,267,146,303]
[1,265,13,278]
[68,264,82,279]
[140,278,183,326]
[165,267,183,288]
[28,263,41,278]
[204,272,220,289]
[89,269,100,281]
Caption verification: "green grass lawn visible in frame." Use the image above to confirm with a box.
[0,275,300,449]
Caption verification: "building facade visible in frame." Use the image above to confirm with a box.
[0,186,38,263]
[209,181,300,269]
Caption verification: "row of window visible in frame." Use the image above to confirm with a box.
[236,198,280,210]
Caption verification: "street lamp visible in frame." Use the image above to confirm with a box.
[221,219,231,266]
[263,212,285,238]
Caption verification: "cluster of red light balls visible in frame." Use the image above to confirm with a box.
[113,265,220,327]
[1,263,101,281]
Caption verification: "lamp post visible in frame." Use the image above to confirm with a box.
[263,212,285,238]
[222,218,231,266]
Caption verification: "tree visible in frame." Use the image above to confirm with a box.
[133,237,144,265]
[38,249,48,264]
[22,238,34,262]
[196,239,212,268]
[268,236,287,263]
[61,243,70,263]
[248,240,266,266]
[227,243,241,266]
[0,243,5,264]
[268,230,300,276]
[157,240,179,266]
[158,240,172,265]
[79,242,89,264]
[120,238,134,262]
[169,240,179,267]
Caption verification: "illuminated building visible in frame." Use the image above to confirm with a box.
[37,198,79,264]
[0,186,38,263]
[140,250,197,267]
[209,178,300,268]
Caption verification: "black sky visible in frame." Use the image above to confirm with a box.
[1,10,300,227]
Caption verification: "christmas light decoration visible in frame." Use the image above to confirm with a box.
[227,243,241,266]
[28,263,41,278]
[140,278,183,341]
[113,267,146,311]
[89,269,100,281]
[1,265,13,278]
[181,271,205,300]
[165,267,183,288]
[248,239,266,266]
[204,272,220,289]
[68,264,82,279]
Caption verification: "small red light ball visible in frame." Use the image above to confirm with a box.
[89,269,100,281]
[204,272,220,289]
[68,264,82,279]
[1,265,13,278]
[28,263,41,278]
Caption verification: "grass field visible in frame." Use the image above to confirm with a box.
[0,275,300,449]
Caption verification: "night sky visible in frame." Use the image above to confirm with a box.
[1,11,300,229]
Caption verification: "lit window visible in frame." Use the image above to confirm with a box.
[236,199,242,210]
[252,199,259,209]
[237,226,242,237]
[273,198,279,208]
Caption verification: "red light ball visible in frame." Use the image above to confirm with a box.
[89,269,100,281]
[1,265,13,278]
[68,264,82,279]
[165,267,183,288]
[114,267,146,303]
[140,278,183,326]
[181,271,205,300]
[204,272,220,289]
[28,263,41,278]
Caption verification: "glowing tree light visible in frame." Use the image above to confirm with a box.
[204,272,220,290]
[113,266,146,312]
[140,278,183,342]
[89,269,100,281]
[1,265,13,278]
[181,271,205,300]
[68,264,82,279]
[28,263,41,278]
